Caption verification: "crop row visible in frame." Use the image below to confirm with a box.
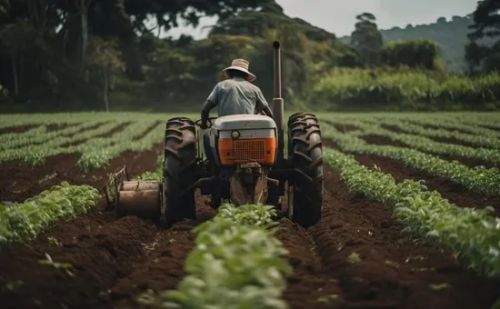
[0,120,163,170]
[396,115,500,138]
[139,204,291,308]
[0,121,125,164]
[0,112,164,130]
[324,148,500,278]
[0,182,100,244]
[76,121,162,170]
[0,121,103,151]
[367,118,500,150]
[321,117,500,166]
[321,124,500,196]
[354,120,499,166]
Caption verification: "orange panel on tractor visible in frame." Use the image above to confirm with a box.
[218,137,276,165]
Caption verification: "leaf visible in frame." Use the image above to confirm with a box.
[429,283,451,291]
[347,252,361,264]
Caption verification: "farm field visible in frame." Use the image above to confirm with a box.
[0,112,499,308]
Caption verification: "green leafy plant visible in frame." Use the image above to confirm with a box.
[323,148,500,278]
[0,182,100,244]
[138,204,291,309]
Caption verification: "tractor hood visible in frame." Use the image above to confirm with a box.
[213,115,277,131]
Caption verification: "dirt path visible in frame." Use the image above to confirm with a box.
[281,167,499,308]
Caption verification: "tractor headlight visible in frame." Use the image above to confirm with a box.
[231,130,240,140]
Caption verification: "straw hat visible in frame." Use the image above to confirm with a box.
[223,59,256,82]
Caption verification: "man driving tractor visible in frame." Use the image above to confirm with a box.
[200,58,273,129]
[114,43,323,227]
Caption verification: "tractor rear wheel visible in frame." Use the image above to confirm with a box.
[287,112,323,227]
[164,117,197,225]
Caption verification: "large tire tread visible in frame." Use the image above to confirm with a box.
[164,117,197,224]
[288,112,323,227]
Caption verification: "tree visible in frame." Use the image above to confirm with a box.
[76,0,92,68]
[466,0,500,72]
[469,0,500,40]
[351,13,383,66]
[383,40,440,70]
[87,38,124,111]
[0,20,37,96]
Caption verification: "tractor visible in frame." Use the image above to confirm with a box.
[113,41,323,227]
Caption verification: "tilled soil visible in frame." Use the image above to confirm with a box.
[0,146,499,308]
[0,143,163,202]
[0,200,215,309]
[281,168,499,308]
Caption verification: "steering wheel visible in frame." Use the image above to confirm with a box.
[195,117,217,129]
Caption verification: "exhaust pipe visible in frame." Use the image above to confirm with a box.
[272,41,284,163]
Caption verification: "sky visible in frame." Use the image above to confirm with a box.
[166,0,478,39]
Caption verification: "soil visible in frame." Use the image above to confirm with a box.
[0,124,39,134]
[330,123,359,133]
[0,143,163,202]
[0,142,498,308]
[300,169,499,308]
[360,134,407,148]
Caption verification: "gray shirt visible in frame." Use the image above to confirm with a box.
[202,77,270,116]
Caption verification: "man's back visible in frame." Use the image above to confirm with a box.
[205,77,268,116]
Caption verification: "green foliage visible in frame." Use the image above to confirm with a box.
[0,113,165,170]
[0,0,282,109]
[0,182,100,244]
[351,13,383,66]
[335,118,500,166]
[139,204,291,309]
[383,40,440,70]
[466,0,500,73]
[323,148,500,278]
[377,16,475,72]
[366,117,500,150]
[320,120,500,196]
[310,68,500,110]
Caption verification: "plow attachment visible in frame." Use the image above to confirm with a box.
[105,167,162,220]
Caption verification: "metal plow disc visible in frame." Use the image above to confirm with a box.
[117,180,162,220]
[105,167,162,220]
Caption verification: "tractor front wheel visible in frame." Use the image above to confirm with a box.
[287,112,323,227]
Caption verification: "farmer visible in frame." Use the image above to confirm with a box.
[200,58,273,129]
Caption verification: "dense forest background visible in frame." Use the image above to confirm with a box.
[0,0,499,112]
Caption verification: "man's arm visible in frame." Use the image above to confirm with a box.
[201,84,219,128]
[255,88,274,118]
[201,99,217,128]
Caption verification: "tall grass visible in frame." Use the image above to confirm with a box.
[309,68,500,110]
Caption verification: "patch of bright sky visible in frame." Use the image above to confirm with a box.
[165,0,478,39]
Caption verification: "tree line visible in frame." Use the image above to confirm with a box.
[0,0,498,112]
